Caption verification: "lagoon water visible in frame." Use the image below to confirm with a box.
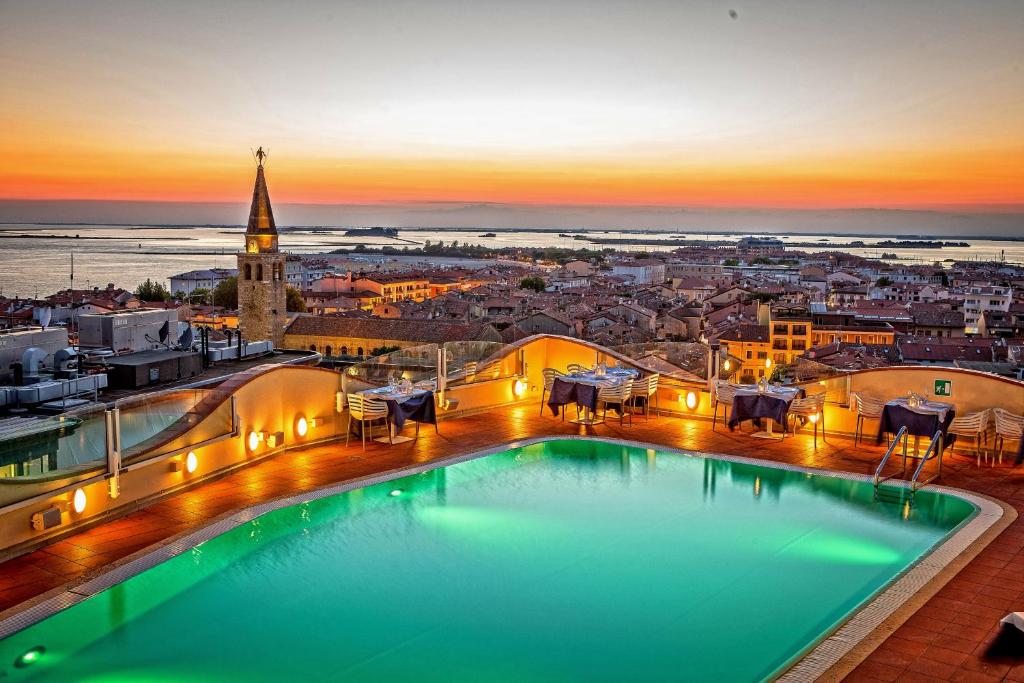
[1,223,1021,297]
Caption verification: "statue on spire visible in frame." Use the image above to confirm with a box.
[253,146,268,167]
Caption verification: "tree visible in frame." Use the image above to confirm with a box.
[875,276,894,287]
[519,276,546,293]
[286,286,306,312]
[212,276,238,309]
[135,278,170,301]
[189,288,212,305]
[723,258,739,267]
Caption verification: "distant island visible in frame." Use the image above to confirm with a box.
[343,227,399,237]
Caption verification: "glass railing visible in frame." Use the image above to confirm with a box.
[116,388,234,464]
[611,342,710,383]
[343,344,440,394]
[444,341,521,387]
[0,403,109,482]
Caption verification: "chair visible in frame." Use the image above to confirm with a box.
[629,373,660,420]
[566,363,589,374]
[540,368,565,418]
[947,409,991,466]
[346,393,391,451]
[851,392,886,446]
[711,380,738,431]
[992,408,1024,465]
[598,378,634,427]
[788,391,826,447]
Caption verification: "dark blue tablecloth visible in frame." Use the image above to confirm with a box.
[548,377,599,415]
[1015,437,1023,466]
[728,393,793,432]
[385,391,436,432]
[876,404,954,445]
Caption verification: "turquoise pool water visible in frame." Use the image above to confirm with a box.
[1,439,975,682]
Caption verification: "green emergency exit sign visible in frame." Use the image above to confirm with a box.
[934,379,952,397]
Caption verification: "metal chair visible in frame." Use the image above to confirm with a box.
[992,408,1024,465]
[851,392,886,446]
[566,363,589,374]
[629,373,660,420]
[598,378,634,427]
[346,393,391,450]
[711,379,738,431]
[947,409,991,466]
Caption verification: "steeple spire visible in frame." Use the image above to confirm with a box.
[247,164,277,235]
[244,159,278,253]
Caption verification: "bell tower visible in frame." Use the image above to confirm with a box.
[237,149,287,347]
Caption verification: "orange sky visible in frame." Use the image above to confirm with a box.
[2,2,1022,212]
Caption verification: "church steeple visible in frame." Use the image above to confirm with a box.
[245,151,278,254]
[237,148,287,347]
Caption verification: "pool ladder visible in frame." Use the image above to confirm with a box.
[873,426,945,496]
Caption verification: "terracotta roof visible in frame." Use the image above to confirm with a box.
[284,315,496,343]
[715,324,769,343]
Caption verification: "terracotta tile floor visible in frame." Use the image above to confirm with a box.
[2,404,1024,681]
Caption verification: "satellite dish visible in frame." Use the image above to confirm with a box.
[179,325,195,350]
[39,307,52,329]
[158,320,170,343]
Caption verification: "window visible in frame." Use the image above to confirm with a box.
[309,344,317,352]
[357,347,364,356]
[256,264,264,281]
[244,264,252,280]
[756,351,767,360]
[773,324,788,335]
[341,346,348,355]
[324,346,332,356]
[791,325,807,336]
[745,350,752,359]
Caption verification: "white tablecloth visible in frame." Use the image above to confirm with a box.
[886,397,951,423]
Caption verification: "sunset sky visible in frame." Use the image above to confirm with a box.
[1,0,1022,225]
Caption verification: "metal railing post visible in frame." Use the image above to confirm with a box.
[105,408,122,498]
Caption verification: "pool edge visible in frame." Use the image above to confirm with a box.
[0,435,1010,682]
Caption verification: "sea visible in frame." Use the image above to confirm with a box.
[0,224,1021,298]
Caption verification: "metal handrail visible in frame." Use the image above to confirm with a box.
[873,426,908,487]
[910,429,945,491]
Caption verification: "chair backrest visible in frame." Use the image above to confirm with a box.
[853,392,886,418]
[629,374,657,397]
[952,409,989,432]
[645,373,660,396]
[542,368,561,390]
[993,408,1024,436]
[348,393,389,420]
[804,384,827,398]
[599,378,633,401]
[567,363,589,374]
[714,379,738,404]
[790,393,825,413]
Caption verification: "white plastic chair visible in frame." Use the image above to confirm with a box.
[712,380,738,431]
[851,392,886,446]
[540,368,564,418]
[992,408,1024,465]
[346,393,391,450]
[788,392,826,447]
[567,363,589,374]
[629,373,660,420]
[947,409,991,466]
[598,378,634,427]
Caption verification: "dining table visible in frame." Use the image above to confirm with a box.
[359,385,436,444]
[876,397,954,450]
[728,385,802,440]
[547,367,638,426]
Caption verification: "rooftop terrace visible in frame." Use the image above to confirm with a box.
[1,335,1022,680]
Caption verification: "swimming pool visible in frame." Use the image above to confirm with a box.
[0,438,980,681]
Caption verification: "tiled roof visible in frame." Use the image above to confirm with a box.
[285,316,496,343]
